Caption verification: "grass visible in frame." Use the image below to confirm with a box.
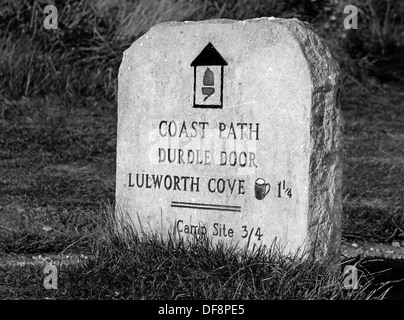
[0,214,388,299]
[0,95,115,254]
[0,0,403,299]
[341,82,404,242]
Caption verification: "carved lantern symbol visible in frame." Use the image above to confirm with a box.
[191,42,228,108]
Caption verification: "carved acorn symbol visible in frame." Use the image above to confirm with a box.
[202,67,215,101]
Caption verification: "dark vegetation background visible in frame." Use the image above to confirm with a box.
[0,0,403,254]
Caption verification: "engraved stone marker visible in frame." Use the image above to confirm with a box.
[116,18,343,259]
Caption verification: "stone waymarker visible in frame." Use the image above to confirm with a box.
[116,18,343,259]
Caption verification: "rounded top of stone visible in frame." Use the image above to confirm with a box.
[122,18,340,90]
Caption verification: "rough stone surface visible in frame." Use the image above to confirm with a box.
[116,18,343,260]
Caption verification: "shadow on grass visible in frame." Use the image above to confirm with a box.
[345,257,404,300]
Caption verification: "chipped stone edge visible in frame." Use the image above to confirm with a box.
[279,19,343,261]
